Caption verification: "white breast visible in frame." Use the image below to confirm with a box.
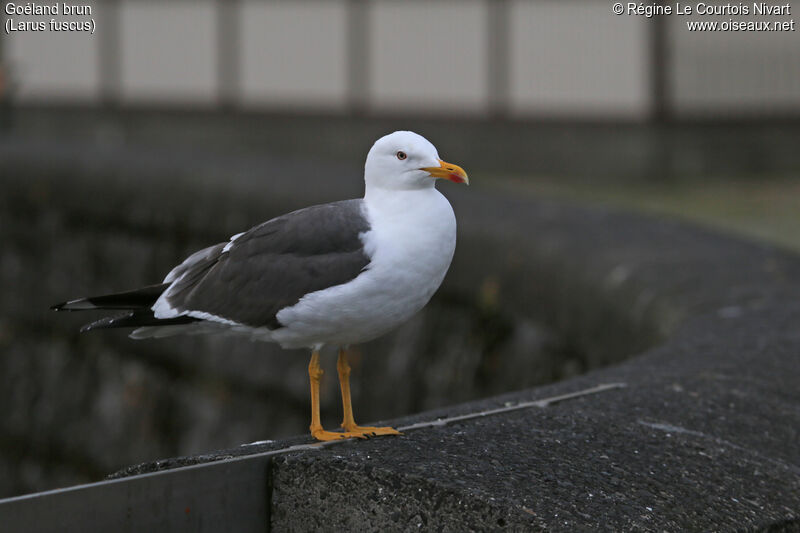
[271,188,456,349]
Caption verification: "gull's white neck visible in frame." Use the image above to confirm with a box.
[364,183,439,214]
[361,183,457,269]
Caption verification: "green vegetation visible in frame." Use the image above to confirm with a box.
[492,175,800,253]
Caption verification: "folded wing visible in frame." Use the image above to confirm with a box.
[53,199,373,334]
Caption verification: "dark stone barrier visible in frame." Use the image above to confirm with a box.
[0,135,597,498]
[0,135,799,531]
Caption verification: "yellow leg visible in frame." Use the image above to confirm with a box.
[308,350,367,442]
[337,348,401,438]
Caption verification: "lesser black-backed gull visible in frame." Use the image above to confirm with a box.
[52,131,469,441]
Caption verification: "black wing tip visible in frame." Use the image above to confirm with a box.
[80,321,109,333]
[79,319,119,333]
[80,312,200,333]
[50,284,170,313]
[79,312,135,333]
[50,298,95,311]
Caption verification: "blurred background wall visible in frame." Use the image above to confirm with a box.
[2,0,799,180]
[1,0,799,499]
[4,0,800,118]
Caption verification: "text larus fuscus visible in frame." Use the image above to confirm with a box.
[52,130,469,441]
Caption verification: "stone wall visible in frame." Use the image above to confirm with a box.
[2,129,799,530]
[0,135,645,498]
[7,106,800,181]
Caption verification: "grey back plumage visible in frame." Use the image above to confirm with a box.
[163,199,372,329]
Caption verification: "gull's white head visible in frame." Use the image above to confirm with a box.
[364,131,468,192]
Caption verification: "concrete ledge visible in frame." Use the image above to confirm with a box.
[8,105,800,180]
[1,135,799,530]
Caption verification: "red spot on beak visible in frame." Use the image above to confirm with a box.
[420,159,469,185]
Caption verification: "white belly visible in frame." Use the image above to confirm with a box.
[271,189,457,349]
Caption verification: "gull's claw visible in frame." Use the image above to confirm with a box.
[341,424,402,438]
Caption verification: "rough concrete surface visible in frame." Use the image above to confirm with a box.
[1,133,800,531]
[0,136,581,497]
[268,306,800,531]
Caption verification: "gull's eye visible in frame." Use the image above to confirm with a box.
[396,151,407,160]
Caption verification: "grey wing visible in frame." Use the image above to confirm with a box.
[161,199,371,329]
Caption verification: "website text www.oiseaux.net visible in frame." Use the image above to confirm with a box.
[616,2,795,32]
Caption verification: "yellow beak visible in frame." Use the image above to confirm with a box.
[420,159,469,185]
